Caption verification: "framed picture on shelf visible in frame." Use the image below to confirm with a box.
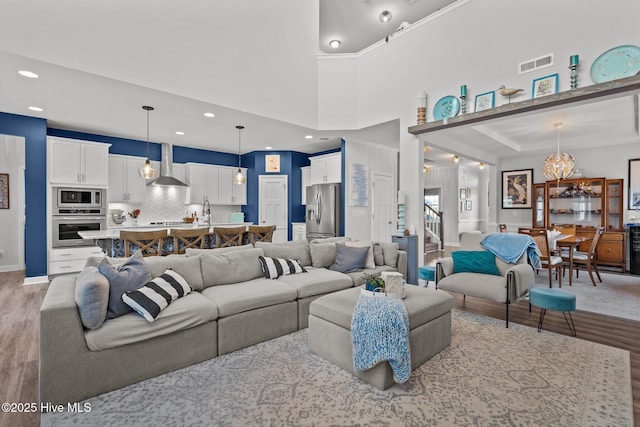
[629,158,640,209]
[0,173,8,209]
[465,200,472,211]
[474,91,495,112]
[502,169,533,209]
[460,188,467,199]
[532,73,558,98]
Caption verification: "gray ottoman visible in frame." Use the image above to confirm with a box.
[308,286,453,390]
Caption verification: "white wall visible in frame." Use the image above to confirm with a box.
[343,139,398,241]
[0,135,25,272]
[318,0,640,258]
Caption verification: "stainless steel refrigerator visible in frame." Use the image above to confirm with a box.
[306,183,341,240]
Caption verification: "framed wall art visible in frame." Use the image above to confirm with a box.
[0,173,8,209]
[532,73,558,98]
[474,91,495,112]
[465,200,472,211]
[502,169,533,209]
[629,158,640,209]
[460,188,467,199]
[265,154,280,173]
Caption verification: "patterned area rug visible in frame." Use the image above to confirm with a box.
[533,271,640,321]
[41,310,633,427]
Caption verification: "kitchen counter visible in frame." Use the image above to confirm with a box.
[79,222,253,240]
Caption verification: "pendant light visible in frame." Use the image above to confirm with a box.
[233,125,246,185]
[543,122,575,181]
[138,105,157,179]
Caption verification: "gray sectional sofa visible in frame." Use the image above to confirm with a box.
[40,238,407,405]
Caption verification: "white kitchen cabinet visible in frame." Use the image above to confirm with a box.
[49,246,105,275]
[185,163,220,204]
[309,153,341,184]
[218,166,247,205]
[291,223,306,241]
[108,155,147,203]
[301,166,310,204]
[48,137,110,186]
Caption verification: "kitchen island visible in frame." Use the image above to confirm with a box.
[79,222,253,257]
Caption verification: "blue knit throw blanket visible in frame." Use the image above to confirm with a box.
[351,294,411,383]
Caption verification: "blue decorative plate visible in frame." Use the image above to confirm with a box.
[433,95,460,120]
[590,45,640,83]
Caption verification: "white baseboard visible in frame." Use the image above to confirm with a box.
[0,264,24,273]
[23,275,49,286]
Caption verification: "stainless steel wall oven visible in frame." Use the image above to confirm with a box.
[52,187,106,248]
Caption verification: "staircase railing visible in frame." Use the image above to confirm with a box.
[424,204,444,250]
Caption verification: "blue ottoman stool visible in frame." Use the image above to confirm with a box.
[529,287,577,336]
[419,266,436,288]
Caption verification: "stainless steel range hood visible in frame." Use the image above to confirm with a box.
[147,143,188,187]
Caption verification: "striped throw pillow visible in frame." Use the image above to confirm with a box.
[122,269,193,322]
[258,256,306,279]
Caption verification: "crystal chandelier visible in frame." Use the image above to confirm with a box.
[233,125,246,185]
[138,106,158,179]
[544,122,575,181]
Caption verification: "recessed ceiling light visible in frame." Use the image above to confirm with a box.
[329,40,341,49]
[379,11,392,23]
[204,112,215,118]
[265,146,273,150]
[305,135,313,139]
[175,131,185,135]
[28,106,43,112]
[19,70,39,78]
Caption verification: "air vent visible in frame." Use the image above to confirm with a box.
[518,53,554,74]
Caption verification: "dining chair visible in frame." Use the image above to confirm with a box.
[518,228,563,288]
[170,227,210,254]
[213,226,246,248]
[552,224,576,256]
[120,230,168,257]
[499,224,508,233]
[247,225,276,244]
[562,226,604,286]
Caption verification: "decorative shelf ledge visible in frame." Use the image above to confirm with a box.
[408,74,640,136]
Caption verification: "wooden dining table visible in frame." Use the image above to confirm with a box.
[555,235,593,286]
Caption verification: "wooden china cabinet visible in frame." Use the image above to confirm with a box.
[532,177,626,272]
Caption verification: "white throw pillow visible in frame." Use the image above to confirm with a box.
[345,241,375,269]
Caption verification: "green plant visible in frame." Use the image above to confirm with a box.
[364,274,385,292]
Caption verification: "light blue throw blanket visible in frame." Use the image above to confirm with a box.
[480,233,541,269]
[351,295,411,383]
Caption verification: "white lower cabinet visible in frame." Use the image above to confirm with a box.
[291,223,306,241]
[49,247,105,275]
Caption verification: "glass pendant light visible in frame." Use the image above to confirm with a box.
[544,122,575,181]
[233,125,246,185]
[138,106,158,179]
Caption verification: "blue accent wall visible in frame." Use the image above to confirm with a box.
[0,112,47,278]
[48,128,238,166]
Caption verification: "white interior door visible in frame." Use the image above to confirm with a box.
[371,172,394,242]
[259,175,288,243]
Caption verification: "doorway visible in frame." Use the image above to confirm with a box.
[371,172,394,242]
[258,175,288,243]
[424,187,442,252]
[0,135,26,272]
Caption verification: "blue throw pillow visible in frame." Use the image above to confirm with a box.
[452,251,500,276]
[330,243,370,273]
[99,250,152,319]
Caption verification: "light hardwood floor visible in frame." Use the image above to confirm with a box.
[1,269,638,426]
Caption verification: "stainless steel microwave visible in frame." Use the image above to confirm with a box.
[54,187,104,212]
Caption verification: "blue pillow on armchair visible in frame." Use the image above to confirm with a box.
[452,251,500,276]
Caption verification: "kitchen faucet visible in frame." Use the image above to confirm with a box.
[202,199,211,226]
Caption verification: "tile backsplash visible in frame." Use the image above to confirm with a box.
[108,163,242,226]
